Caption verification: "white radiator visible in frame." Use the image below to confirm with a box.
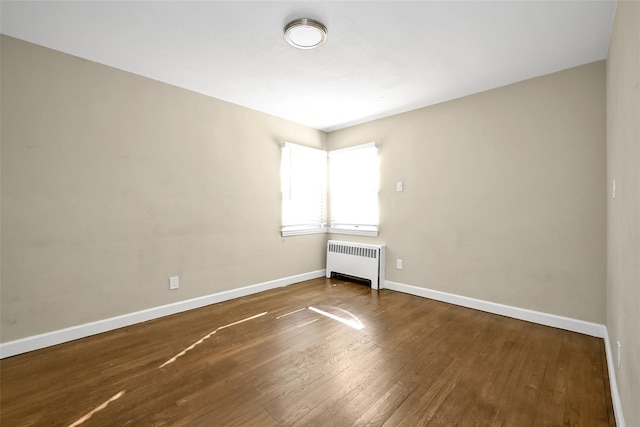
[326,240,386,290]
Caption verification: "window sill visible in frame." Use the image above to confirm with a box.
[281,228,328,237]
[281,227,378,237]
[328,227,379,237]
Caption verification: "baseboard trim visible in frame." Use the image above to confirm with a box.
[384,280,626,424]
[384,280,606,338]
[603,330,626,427]
[0,270,326,359]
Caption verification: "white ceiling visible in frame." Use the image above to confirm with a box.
[1,1,616,132]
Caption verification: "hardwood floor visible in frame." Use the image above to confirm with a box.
[1,277,615,426]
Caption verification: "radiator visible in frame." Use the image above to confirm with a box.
[326,240,386,290]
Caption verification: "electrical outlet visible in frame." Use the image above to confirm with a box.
[396,259,403,270]
[169,276,179,290]
[616,341,621,369]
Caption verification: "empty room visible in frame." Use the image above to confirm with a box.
[0,1,638,426]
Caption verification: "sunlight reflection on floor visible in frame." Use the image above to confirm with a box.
[67,300,365,426]
[159,311,268,368]
[308,306,364,330]
[67,390,125,427]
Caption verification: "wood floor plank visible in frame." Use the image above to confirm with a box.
[0,278,615,426]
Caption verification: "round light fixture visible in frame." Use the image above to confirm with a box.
[284,18,327,49]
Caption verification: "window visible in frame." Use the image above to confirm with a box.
[329,143,379,236]
[281,142,379,237]
[281,142,327,236]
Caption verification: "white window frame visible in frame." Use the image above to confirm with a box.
[280,142,328,237]
[280,142,379,238]
[328,142,379,237]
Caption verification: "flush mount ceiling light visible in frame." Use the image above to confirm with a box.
[284,18,327,49]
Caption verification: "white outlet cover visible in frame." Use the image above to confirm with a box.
[169,276,179,290]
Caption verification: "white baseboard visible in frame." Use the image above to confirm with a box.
[384,280,606,338]
[603,330,626,427]
[0,270,325,359]
[384,280,625,426]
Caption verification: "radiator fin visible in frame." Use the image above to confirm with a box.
[328,242,378,259]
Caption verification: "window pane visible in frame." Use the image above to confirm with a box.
[329,144,379,232]
[281,143,327,235]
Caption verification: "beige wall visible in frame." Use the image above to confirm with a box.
[328,62,607,324]
[0,36,327,342]
[607,1,640,424]
[1,35,608,345]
